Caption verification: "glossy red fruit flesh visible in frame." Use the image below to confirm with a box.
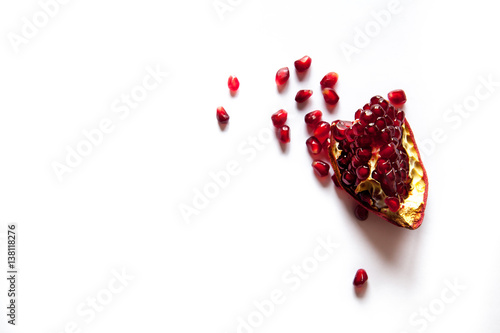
[328,95,428,229]
[313,121,331,144]
[216,106,229,123]
[320,72,338,89]
[388,89,407,105]
[294,56,312,72]
[312,160,330,177]
[306,137,322,155]
[271,109,288,128]
[295,90,313,103]
[322,88,339,105]
[353,269,368,286]
[354,205,369,221]
[304,110,323,127]
[227,76,239,91]
[278,125,290,143]
[275,67,290,86]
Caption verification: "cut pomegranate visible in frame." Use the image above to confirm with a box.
[388,89,407,106]
[278,125,290,143]
[353,269,368,286]
[313,121,331,144]
[306,137,322,155]
[320,72,338,89]
[275,67,290,86]
[322,88,339,105]
[354,205,369,221]
[228,76,239,92]
[294,56,312,72]
[216,106,229,123]
[295,90,313,103]
[304,110,322,127]
[271,109,288,128]
[328,95,428,229]
[312,160,330,177]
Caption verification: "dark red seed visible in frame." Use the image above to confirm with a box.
[359,110,375,125]
[271,109,287,128]
[388,89,407,105]
[356,165,370,180]
[227,76,239,91]
[275,67,290,86]
[306,137,322,155]
[331,174,341,187]
[295,89,313,103]
[356,148,372,161]
[278,125,290,143]
[304,110,322,126]
[216,106,229,123]
[313,121,331,143]
[353,269,368,286]
[322,88,339,105]
[332,121,350,141]
[342,170,356,186]
[322,137,331,153]
[320,72,338,88]
[396,110,405,122]
[352,122,364,136]
[355,109,363,120]
[370,95,384,105]
[371,105,384,118]
[294,55,312,72]
[312,160,330,177]
[354,205,369,221]
[379,143,396,159]
[385,196,400,212]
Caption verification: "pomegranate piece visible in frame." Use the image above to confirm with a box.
[353,269,368,287]
[294,55,312,72]
[304,110,323,127]
[295,89,313,103]
[216,106,229,123]
[388,89,407,105]
[320,72,338,89]
[322,88,339,105]
[275,67,290,86]
[313,121,331,144]
[328,94,428,229]
[306,137,322,155]
[312,160,330,177]
[271,109,288,128]
[227,76,239,92]
[354,205,369,221]
[278,125,290,143]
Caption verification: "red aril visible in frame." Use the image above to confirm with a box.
[354,205,369,221]
[388,89,407,106]
[320,72,338,89]
[312,160,330,177]
[271,109,288,128]
[304,110,322,127]
[275,67,290,86]
[294,56,312,72]
[353,269,368,286]
[306,137,322,155]
[295,90,313,103]
[313,121,331,144]
[227,76,239,91]
[278,125,290,143]
[322,88,339,105]
[216,106,229,123]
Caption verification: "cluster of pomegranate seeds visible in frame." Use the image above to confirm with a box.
[228,76,240,92]
[275,67,290,86]
[332,95,411,212]
[304,110,322,127]
[320,72,338,88]
[294,55,312,72]
[322,88,339,105]
[312,160,330,177]
[216,106,229,123]
[388,89,407,106]
[278,125,290,143]
[271,109,288,128]
[306,137,322,155]
[354,205,369,221]
[353,269,368,287]
[295,89,313,103]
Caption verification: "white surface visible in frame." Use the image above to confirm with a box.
[1,0,500,332]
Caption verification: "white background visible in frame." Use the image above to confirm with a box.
[1,0,500,332]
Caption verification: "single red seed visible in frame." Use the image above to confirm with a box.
[306,137,322,155]
[271,109,288,128]
[379,143,396,159]
[312,160,330,177]
[320,72,339,88]
[353,269,368,286]
[275,67,290,86]
[331,173,341,187]
[356,165,370,180]
[313,121,331,143]
[388,89,407,105]
[227,76,239,92]
[385,196,400,212]
[278,125,290,143]
[295,89,313,103]
[216,106,229,123]
[322,88,339,105]
[354,205,369,221]
[304,110,323,126]
[294,55,312,72]
[322,137,331,154]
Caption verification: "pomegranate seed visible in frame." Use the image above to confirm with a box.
[320,72,338,88]
[312,160,330,177]
[322,137,331,153]
[388,89,407,105]
[379,143,396,159]
[322,88,339,105]
[275,67,290,86]
[331,174,340,187]
[306,137,322,155]
[304,110,322,127]
[216,106,229,123]
[278,125,290,143]
[313,121,331,143]
[353,269,368,286]
[385,196,400,212]
[354,205,369,221]
[332,121,350,141]
[227,76,239,92]
[295,89,313,103]
[342,170,356,186]
[294,55,312,72]
[271,109,288,128]
[356,165,370,180]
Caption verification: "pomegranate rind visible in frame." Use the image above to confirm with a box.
[329,119,428,230]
